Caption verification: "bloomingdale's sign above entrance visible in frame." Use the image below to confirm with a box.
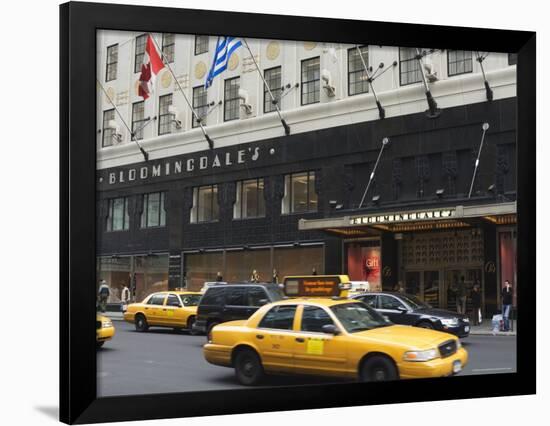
[350,208,456,225]
[99,145,265,186]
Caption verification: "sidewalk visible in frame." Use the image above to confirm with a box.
[469,319,516,336]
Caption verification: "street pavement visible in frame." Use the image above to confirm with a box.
[97,321,517,397]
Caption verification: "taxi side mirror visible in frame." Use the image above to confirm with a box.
[321,324,341,335]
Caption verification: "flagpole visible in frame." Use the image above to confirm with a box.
[97,79,149,161]
[355,46,385,120]
[148,34,215,150]
[242,38,290,136]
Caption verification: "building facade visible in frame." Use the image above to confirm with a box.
[96,31,517,317]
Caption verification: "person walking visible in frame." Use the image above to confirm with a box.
[216,271,223,282]
[501,280,513,331]
[272,269,279,284]
[456,276,467,314]
[250,269,260,283]
[98,279,110,313]
[311,267,318,276]
[121,285,131,307]
[471,283,482,326]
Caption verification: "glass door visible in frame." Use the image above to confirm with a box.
[423,271,441,308]
[404,272,421,299]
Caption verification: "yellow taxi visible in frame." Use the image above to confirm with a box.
[96,314,115,348]
[124,291,201,332]
[203,276,467,385]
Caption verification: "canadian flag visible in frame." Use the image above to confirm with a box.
[138,35,165,100]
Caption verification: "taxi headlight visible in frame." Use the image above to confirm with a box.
[403,348,439,362]
[102,320,113,328]
[440,318,459,327]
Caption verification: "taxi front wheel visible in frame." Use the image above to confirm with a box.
[234,349,264,386]
[359,356,398,382]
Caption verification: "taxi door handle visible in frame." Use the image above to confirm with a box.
[295,337,305,343]
[256,335,264,340]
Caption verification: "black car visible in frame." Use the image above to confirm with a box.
[352,292,470,338]
[193,282,284,338]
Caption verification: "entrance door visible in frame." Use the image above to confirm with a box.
[423,271,441,308]
[404,272,421,299]
[443,269,482,314]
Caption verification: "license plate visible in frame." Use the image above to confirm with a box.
[464,326,470,332]
[452,360,462,373]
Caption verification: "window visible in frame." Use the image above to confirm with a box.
[508,53,518,66]
[192,86,208,128]
[106,44,118,82]
[234,178,265,219]
[134,34,148,73]
[399,47,422,86]
[166,294,181,307]
[264,67,282,113]
[226,287,247,306]
[162,33,175,63]
[106,197,129,231]
[102,109,116,147]
[282,171,318,214]
[147,294,166,305]
[348,46,369,96]
[379,295,405,310]
[301,306,334,333]
[202,287,225,305]
[194,35,209,55]
[258,305,297,330]
[158,94,173,135]
[247,287,268,307]
[190,185,219,223]
[141,192,166,228]
[131,101,146,140]
[447,50,473,76]
[357,295,378,308]
[224,77,240,121]
[301,57,320,105]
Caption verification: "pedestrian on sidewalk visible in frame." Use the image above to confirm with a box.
[311,267,318,276]
[216,271,223,282]
[501,280,513,331]
[471,283,482,326]
[121,285,131,310]
[272,269,279,284]
[250,269,260,283]
[98,279,110,313]
[456,276,467,314]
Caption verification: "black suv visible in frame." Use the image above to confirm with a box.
[352,292,470,338]
[193,283,284,337]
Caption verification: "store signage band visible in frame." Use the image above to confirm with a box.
[350,208,456,225]
[100,146,263,186]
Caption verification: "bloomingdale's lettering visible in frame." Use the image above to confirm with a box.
[104,146,261,185]
[350,208,456,225]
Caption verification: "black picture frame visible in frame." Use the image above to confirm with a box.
[60,1,536,424]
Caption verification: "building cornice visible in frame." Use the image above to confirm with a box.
[97,66,516,170]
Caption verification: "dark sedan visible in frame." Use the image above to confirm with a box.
[351,292,470,338]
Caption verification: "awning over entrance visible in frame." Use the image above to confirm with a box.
[298,201,516,237]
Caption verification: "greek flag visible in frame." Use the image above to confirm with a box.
[204,36,242,89]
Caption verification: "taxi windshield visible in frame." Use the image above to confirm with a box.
[179,294,201,306]
[331,302,390,333]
